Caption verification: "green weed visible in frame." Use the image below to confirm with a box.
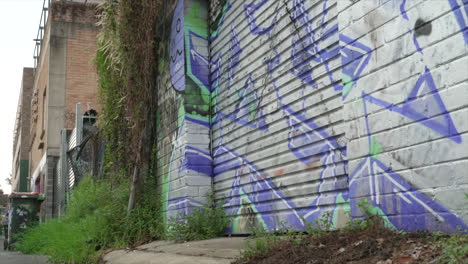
[166,192,230,242]
[15,177,164,263]
[306,211,333,235]
[240,225,281,261]
[239,204,383,262]
[240,221,305,261]
[342,199,382,231]
[240,213,333,262]
[435,232,468,264]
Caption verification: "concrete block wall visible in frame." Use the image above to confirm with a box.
[156,0,213,219]
[341,0,468,232]
[209,0,348,233]
[157,0,467,233]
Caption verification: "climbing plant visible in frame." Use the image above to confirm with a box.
[96,0,162,212]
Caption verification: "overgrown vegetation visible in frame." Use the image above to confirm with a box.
[434,232,468,264]
[236,204,468,264]
[433,194,468,263]
[96,0,231,247]
[96,0,161,213]
[240,201,375,262]
[240,224,297,261]
[167,192,230,242]
[16,177,163,263]
[17,1,232,261]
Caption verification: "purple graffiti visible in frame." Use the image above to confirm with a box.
[363,68,462,144]
[284,106,343,165]
[349,155,467,233]
[210,53,222,93]
[244,0,277,35]
[170,0,185,92]
[188,31,211,91]
[348,95,467,232]
[290,34,317,89]
[179,146,212,176]
[320,0,330,29]
[167,196,204,217]
[289,0,341,92]
[400,0,409,20]
[412,31,424,54]
[227,25,242,89]
[214,145,305,231]
[235,75,267,128]
[213,75,269,131]
[340,34,373,99]
[209,0,467,234]
[269,48,348,225]
[448,0,468,45]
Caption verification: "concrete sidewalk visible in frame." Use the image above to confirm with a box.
[0,239,49,264]
[103,237,247,264]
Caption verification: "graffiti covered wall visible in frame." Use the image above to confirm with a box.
[341,0,468,232]
[156,0,212,219]
[210,0,349,233]
[157,0,468,234]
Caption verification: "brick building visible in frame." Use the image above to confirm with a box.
[24,0,101,220]
[11,68,34,193]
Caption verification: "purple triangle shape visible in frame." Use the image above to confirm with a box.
[401,68,461,143]
[349,156,467,232]
[340,34,373,98]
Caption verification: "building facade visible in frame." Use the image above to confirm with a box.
[27,0,101,220]
[12,68,34,193]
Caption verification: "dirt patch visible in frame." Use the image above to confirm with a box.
[234,222,456,264]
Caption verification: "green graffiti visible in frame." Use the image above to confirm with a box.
[231,188,268,233]
[342,74,353,97]
[332,193,351,228]
[162,138,178,222]
[183,0,211,125]
[370,136,382,158]
[366,203,396,230]
[249,100,257,121]
[356,97,363,108]
[178,101,185,128]
[156,110,171,222]
[210,0,231,39]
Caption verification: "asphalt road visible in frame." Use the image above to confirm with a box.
[0,238,48,264]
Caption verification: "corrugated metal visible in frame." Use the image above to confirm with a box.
[69,128,77,149]
[68,128,77,189]
[210,0,348,233]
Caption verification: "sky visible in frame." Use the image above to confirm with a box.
[0,0,44,193]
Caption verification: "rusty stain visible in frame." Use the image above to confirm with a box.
[306,160,320,169]
[274,169,285,177]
